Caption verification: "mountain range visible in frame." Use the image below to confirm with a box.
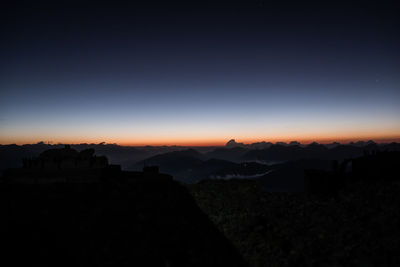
[2,141,400,190]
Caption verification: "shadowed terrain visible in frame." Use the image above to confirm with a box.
[189,152,400,266]
[0,147,246,267]
[1,146,400,266]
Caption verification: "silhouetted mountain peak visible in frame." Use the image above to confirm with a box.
[248,141,273,149]
[226,139,245,148]
[276,142,288,146]
[289,141,300,146]
[350,140,378,147]
[308,142,320,146]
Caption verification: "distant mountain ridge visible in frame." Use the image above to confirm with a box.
[241,142,393,162]
[131,149,271,183]
[223,139,380,148]
[129,141,400,184]
[2,141,399,176]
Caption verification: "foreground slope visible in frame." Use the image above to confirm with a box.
[189,178,400,267]
[1,171,246,267]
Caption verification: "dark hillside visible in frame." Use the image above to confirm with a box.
[0,172,246,267]
[189,178,400,267]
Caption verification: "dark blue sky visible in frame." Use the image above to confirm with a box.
[1,1,399,145]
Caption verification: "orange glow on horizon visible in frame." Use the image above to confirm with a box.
[2,133,400,147]
[115,132,400,146]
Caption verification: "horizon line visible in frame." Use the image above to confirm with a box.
[1,138,400,147]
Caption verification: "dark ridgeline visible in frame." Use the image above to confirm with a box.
[0,147,246,267]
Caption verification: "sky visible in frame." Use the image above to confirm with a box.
[1,1,399,146]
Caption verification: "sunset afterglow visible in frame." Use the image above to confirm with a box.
[1,1,399,147]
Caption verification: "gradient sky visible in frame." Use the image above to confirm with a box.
[1,1,399,145]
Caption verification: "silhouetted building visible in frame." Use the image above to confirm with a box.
[1,146,120,184]
[143,166,159,174]
[352,151,400,181]
[22,145,108,170]
[305,152,400,196]
[1,146,176,184]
